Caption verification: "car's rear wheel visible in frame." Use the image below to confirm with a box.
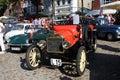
[106,33,115,41]
[91,35,97,53]
[76,46,86,76]
[26,45,42,70]
[83,27,97,52]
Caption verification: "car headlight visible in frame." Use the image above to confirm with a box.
[118,27,120,29]
[116,30,120,33]
[62,40,71,49]
[26,39,29,44]
[7,39,11,43]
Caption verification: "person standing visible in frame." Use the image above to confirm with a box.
[105,14,115,24]
[105,14,111,24]
[33,18,39,26]
[98,12,104,18]
[109,14,116,24]
[0,20,5,54]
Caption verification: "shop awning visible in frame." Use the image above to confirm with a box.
[86,9,117,16]
[0,15,16,19]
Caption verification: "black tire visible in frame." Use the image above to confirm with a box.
[91,34,97,53]
[26,45,42,70]
[76,46,87,76]
[106,33,115,41]
[83,27,97,52]
[82,27,93,45]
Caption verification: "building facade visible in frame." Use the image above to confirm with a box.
[92,0,118,10]
[43,0,92,19]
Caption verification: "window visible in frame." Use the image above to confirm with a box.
[62,0,65,5]
[57,1,60,6]
[12,25,24,30]
[103,0,112,4]
[68,0,71,4]
[25,25,30,30]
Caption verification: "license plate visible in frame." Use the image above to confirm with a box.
[50,58,62,66]
[11,47,21,51]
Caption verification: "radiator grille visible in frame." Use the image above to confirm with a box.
[47,37,64,53]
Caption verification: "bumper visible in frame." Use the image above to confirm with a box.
[116,32,120,39]
[8,43,31,51]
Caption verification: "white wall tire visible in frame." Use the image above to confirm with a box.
[26,45,41,70]
[76,46,86,76]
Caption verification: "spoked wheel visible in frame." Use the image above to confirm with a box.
[76,46,87,76]
[26,45,42,70]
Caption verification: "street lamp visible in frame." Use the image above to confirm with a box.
[51,0,55,25]
[52,0,55,19]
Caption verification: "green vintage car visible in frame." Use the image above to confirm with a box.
[8,28,54,51]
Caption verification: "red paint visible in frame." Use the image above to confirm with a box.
[30,27,34,39]
[54,25,82,47]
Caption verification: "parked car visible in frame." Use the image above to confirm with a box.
[25,18,97,76]
[3,21,18,43]
[96,18,120,41]
[8,28,54,51]
[4,23,38,42]
[3,21,17,35]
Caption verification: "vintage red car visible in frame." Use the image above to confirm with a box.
[25,18,97,76]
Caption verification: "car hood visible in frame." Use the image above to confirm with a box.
[5,30,24,40]
[9,34,30,44]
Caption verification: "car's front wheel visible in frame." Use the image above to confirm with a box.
[106,33,115,41]
[76,46,86,76]
[26,45,42,70]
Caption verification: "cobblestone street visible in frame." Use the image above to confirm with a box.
[0,39,120,80]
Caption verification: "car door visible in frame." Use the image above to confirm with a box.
[96,18,108,37]
[25,25,33,33]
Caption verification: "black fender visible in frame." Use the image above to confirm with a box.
[36,40,47,50]
[82,26,94,51]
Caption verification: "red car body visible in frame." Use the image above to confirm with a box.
[53,23,95,50]
[54,25,81,47]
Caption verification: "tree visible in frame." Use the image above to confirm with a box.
[0,0,18,16]
[31,0,40,17]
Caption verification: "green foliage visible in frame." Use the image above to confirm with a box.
[31,0,40,7]
[0,0,18,16]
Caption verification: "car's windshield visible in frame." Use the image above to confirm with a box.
[12,25,24,30]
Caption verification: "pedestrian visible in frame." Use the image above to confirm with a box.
[98,12,104,18]
[33,17,39,26]
[29,18,34,23]
[44,18,50,30]
[109,14,116,24]
[105,14,111,24]
[97,12,105,25]
[105,14,115,24]
[38,18,44,28]
[0,19,5,54]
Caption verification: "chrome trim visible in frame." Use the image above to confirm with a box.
[8,43,31,46]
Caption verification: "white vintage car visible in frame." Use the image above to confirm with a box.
[4,23,37,42]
